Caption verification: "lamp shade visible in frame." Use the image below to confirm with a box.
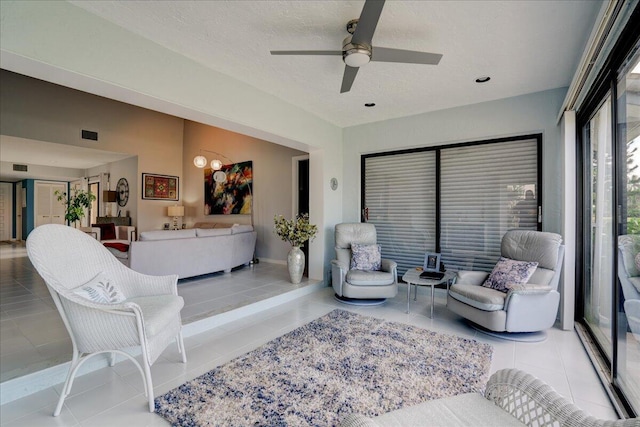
[211,159,223,171]
[193,155,207,168]
[103,190,117,203]
[168,205,184,217]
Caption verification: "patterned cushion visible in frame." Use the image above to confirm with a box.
[92,223,116,240]
[482,257,538,293]
[350,243,382,271]
[73,272,126,304]
[635,253,640,272]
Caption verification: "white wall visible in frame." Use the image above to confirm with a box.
[86,156,139,225]
[0,0,343,281]
[182,121,306,262]
[342,87,568,235]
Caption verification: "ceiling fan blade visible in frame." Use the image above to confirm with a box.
[340,66,359,93]
[371,47,442,65]
[351,0,385,45]
[270,50,342,56]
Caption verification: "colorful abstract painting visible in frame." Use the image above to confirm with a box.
[204,161,252,215]
[142,173,179,201]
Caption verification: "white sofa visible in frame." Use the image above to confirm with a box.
[130,224,257,279]
[81,224,136,265]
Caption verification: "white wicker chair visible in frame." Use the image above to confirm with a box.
[339,369,638,426]
[26,224,187,416]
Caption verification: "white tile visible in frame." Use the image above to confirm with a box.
[1,403,79,427]
[79,395,169,427]
[574,398,620,420]
[64,376,141,422]
[0,387,60,424]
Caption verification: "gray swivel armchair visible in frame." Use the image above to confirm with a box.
[331,223,398,304]
[447,230,564,340]
[618,234,640,341]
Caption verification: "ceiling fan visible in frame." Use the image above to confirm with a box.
[270,0,442,94]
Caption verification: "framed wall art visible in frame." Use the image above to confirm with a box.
[204,161,252,215]
[142,173,179,201]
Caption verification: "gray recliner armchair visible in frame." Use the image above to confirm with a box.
[331,223,398,304]
[447,230,564,340]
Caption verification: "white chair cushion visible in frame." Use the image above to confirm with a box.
[126,295,184,337]
[449,284,506,311]
[346,269,395,286]
[73,272,126,304]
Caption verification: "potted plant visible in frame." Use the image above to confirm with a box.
[54,189,96,228]
[274,213,318,284]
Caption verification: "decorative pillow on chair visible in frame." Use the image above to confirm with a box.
[350,243,382,271]
[92,223,117,241]
[73,272,126,304]
[482,257,539,293]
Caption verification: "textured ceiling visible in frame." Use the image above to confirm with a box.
[65,1,600,127]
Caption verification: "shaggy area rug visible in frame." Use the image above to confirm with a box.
[155,309,493,426]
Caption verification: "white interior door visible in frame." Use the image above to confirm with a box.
[35,181,67,227]
[0,183,13,241]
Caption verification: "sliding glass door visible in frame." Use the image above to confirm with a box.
[579,41,640,416]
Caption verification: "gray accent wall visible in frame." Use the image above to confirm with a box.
[342,87,568,235]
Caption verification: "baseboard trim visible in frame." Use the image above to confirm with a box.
[0,280,326,405]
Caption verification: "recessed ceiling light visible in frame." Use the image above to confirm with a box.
[475,76,491,83]
[364,103,376,107]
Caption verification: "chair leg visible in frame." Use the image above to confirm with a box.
[54,350,81,417]
[177,332,187,364]
[142,358,155,412]
[108,352,116,367]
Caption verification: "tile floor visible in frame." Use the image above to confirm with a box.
[0,241,622,426]
[0,241,318,382]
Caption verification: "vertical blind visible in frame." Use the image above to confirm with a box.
[440,139,539,272]
[364,151,436,275]
[363,137,539,276]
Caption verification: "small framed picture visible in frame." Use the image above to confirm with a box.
[423,253,441,272]
[163,223,170,230]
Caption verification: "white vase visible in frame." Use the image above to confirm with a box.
[287,246,305,284]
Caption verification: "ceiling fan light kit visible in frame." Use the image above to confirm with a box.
[270,0,442,93]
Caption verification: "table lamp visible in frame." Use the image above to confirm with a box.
[167,205,184,230]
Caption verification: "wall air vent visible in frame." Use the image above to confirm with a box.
[13,164,28,172]
[81,129,98,141]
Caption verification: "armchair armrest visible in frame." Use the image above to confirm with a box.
[331,259,348,272]
[119,268,179,297]
[380,258,397,272]
[116,226,136,242]
[504,284,553,311]
[80,226,100,241]
[456,270,489,286]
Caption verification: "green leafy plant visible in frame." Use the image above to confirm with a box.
[54,189,96,226]
[274,213,318,247]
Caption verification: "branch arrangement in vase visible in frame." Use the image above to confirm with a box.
[273,213,318,247]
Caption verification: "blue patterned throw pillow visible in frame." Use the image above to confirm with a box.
[482,257,538,293]
[350,243,382,271]
[73,272,126,304]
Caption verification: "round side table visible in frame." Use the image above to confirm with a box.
[402,269,456,318]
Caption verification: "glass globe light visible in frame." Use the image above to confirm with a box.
[193,155,207,168]
[211,159,223,171]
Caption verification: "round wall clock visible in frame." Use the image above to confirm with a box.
[330,177,338,191]
[116,178,129,207]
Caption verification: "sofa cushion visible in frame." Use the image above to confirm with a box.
[73,272,126,304]
[92,223,116,240]
[139,229,196,241]
[350,243,382,271]
[346,269,394,286]
[196,228,232,237]
[482,257,538,293]
[449,284,506,311]
[231,224,254,234]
